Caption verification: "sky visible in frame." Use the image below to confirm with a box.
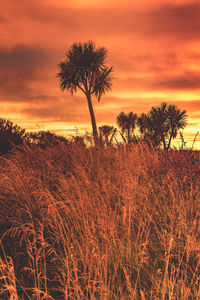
[1,0,200,148]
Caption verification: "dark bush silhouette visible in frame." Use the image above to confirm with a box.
[29,131,68,148]
[70,136,86,149]
[0,118,29,154]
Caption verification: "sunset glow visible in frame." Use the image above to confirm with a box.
[1,0,200,147]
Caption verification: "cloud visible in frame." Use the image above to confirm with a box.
[20,95,89,122]
[0,45,55,103]
[2,0,200,50]
[20,94,171,124]
[0,45,49,68]
[151,2,200,40]
[169,100,200,114]
[0,0,200,140]
[0,16,6,22]
[153,72,200,90]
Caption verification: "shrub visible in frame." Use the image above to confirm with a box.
[29,130,68,148]
[0,118,29,154]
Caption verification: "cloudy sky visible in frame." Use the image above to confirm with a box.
[1,0,200,147]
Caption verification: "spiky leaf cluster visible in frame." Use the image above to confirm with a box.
[58,41,113,101]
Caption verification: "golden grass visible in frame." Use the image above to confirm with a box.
[0,142,200,299]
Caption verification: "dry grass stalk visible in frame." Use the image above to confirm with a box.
[0,142,199,298]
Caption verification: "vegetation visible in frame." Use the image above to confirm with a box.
[57,41,113,143]
[29,131,69,148]
[99,125,116,146]
[0,140,199,299]
[117,112,138,144]
[0,118,29,154]
[0,41,198,299]
[137,103,187,150]
[0,101,189,157]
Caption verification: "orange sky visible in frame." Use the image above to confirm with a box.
[1,0,200,147]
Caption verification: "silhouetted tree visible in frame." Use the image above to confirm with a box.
[58,41,113,144]
[99,125,116,146]
[137,113,147,135]
[137,113,161,147]
[166,104,187,150]
[0,118,29,154]
[137,103,187,150]
[117,112,137,143]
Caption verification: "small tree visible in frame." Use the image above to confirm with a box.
[137,113,161,147]
[166,104,187,150]
[99,125,116,146]
[117,112,137,143]
[58,41,113,144]
[137,103,187,150]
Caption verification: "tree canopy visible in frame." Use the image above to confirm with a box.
[117,112,138,143]
[137,102,187,149]
[57,41,113,143]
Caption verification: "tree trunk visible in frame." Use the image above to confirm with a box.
[167,130,174,151]
[86,93,99,144]
[161,133,166,150]
[127,128,130,144]
[105,135,109,146]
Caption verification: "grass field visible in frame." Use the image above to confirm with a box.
[0,141,200,299]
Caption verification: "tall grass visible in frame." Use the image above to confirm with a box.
[0,142,199,299]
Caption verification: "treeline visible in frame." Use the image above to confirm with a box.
[103,102,187,150]
[0,102,188,155]
[0,41,190,154]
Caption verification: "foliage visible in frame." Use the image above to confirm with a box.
[29,130,68,148]
[70,135,86,149]
[0,118,29,154]
[116,111,138,143]
[99,125,116,146]
[137,112,163,148]
[58,41,113,142]
[137,102,187,150]
[166,104,188,149]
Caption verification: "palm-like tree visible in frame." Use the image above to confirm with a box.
[137,103,187,150]
[148,102,169,149]
[117,112,137,143]
[57,41,113,144]
[166,104,187,150]
[137,113,158,147]
[137,113,149,135]
[99,125,116,146]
